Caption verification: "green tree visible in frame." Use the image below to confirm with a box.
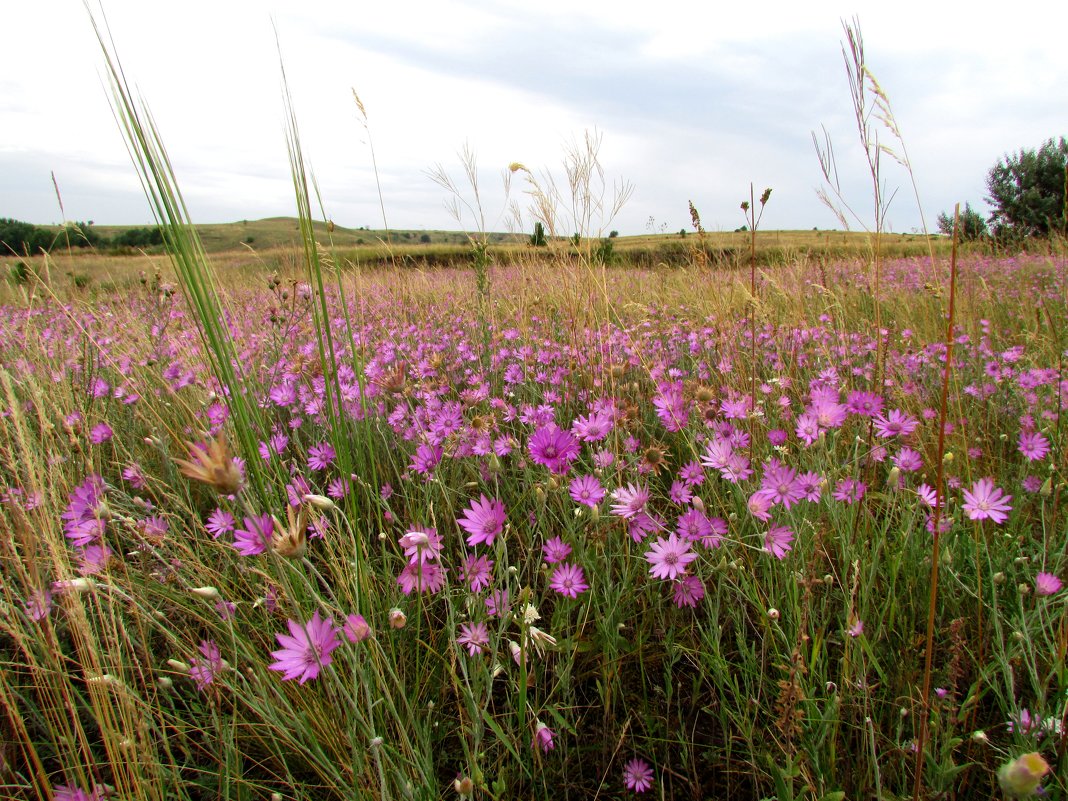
[986,137,1067,240]
[936,203,988,241]
[529,221,547,247]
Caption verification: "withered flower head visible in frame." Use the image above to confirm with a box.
[174,436,243,495]
[271,505,309,559]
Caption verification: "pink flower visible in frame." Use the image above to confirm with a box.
[396,561,446,595]
[610,483,650,519]
[961,478,1012,524]
[460,554,494,592]
[307,441,336,471]
[673,575,705,608]
[623,757,655,793]
[88,422,113,444]
[570,474,606,507]
[233,514,274,556]
[528,425,581,474]
[549,562,588,598]
[343,614,372,642]
[23,589,52,621]
[1018,430,1050,461]
[190,639,223,689]
[457,495,506,547]
[268,611,341,684]
[532,721,555,753]
[764,525,795,559]
[542,536,572,564]
[644,533,698,580]
[398,527,443,563]
[1035,572,1062,596]
[457,621,490,656]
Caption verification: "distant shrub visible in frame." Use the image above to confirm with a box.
[420,234,431,243]
[529,222,547,247]
[936,203,988,241]
[8,261,30,284]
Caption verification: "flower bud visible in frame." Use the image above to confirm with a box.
[190,586,221,600]
[303,493,335,511]
[388,608,407,629]
[767,608,780,621]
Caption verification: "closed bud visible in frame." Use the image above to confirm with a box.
[190,586,221,600]
[1040,477,1052,496]
[166,659,191,674]
[388,608,407,629]
[993,571,1007,585]
[767,607,780,621]
[453,776,474,795]
[303,493,335,511]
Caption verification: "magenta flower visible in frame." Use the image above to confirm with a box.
[233,514,274,556]
[623,757,655,792]
[458,495,506,547]
[485,588,510,618]
[832,477,866,505]
[528,425,581,474]
[1035,572,1062,596]
[398,527,443,563]
[23,589,52,621]
[549,562,589,598]
[1018,430,1050,461]
[268,611,341,684]
[569,474,606,507]
[307,442,336,471]
[343,613,372,642]
[673,575,705,608]
[457,621,490,656]
[873,409,919,438]
[410,442,443,476]
[61,474,107,547]
[676,507,712,543]
[460,554,494,592]
[542,536,572,564]
[961,478,1012,524]
[205,508,235,539]
[644,533,698,580]
[532,721,555,753]
[88,422,113,444]
[572,410,613,442]
[764,525,795,559]
[610,483,650,519]
[190,639,223,690]
[760,461,804,509]
[396,561,447,595]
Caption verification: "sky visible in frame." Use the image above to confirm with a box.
[2,1,1066,236]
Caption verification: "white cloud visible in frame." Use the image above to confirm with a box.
[2,0,1065,233]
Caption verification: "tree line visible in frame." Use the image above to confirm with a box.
[0,218,164,255]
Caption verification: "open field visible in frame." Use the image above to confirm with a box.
[1,243,1066,799]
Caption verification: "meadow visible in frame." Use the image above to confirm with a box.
[1,12,1066,801]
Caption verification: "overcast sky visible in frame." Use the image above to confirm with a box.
[2,1,1065,235]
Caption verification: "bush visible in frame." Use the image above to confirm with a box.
[986,137,1067,240]
[529,221,547,247]
[936,203,988,241]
